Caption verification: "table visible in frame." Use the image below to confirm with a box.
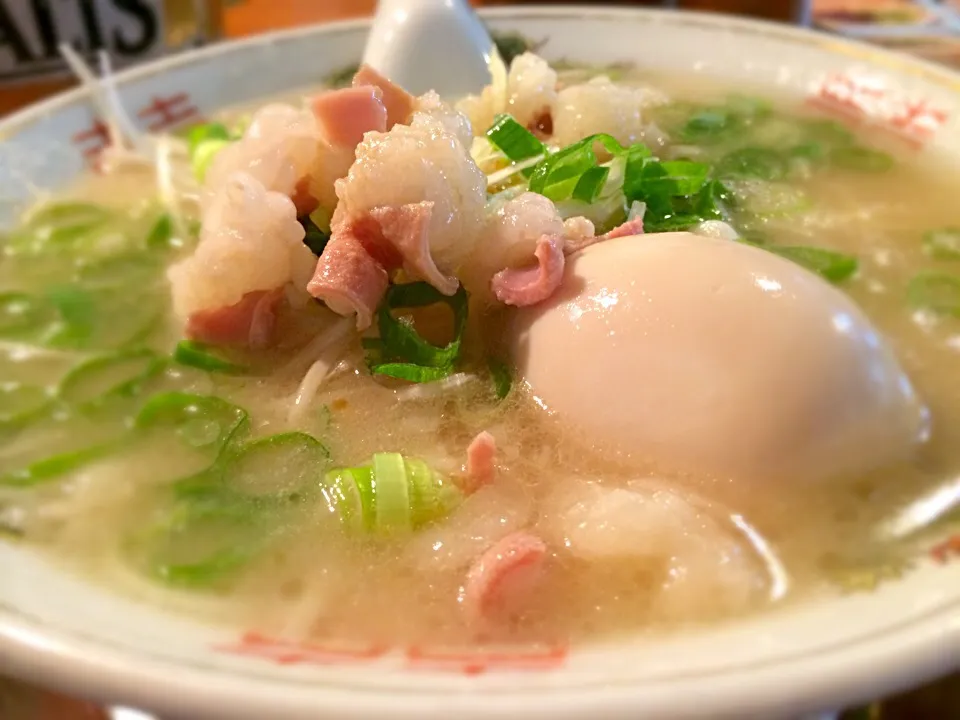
[0,0,958,717]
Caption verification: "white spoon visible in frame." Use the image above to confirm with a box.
[362,0,495,97]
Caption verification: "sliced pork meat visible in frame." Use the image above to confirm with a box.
[604,215,645,239]
[565,214,644,255]
[352,64,416,129]
[186,288,284,349]
[310,85,388,148]
[307,229,389,331]
[369,201,458,295]
[460,531,548,626]
[491,234,565,307]
[462,431,497,494]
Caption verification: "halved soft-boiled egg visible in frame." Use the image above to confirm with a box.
[509,232,927,483]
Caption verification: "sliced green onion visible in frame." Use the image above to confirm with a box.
[7,202,112,257]
[0,292,56,339]
[174,340,247,375]
[681,109,737,143]
[486,114,546,163]
[323,454,462,534]
[370,282,469,383]
[528,133,624,201]
[373,452,412,533]
[725,94,773,119]
[58,349,165,409]
[763,245,859,284]
[829,146,893,173]
[488,357,512,400]
[43,285,97,348]
[187,122,231,155]
[322,466,366,529]
[0,383,52,427]
[135,392,249,456]
[571,165,611,203]
[184,432,330,500]
[0,442,115,487]
[907,272,960,317]
[299,214,330,257]
[802,118,855,146]
[492,30,532,65]
[717,147,788,181]
[621,144,654,201]
[367,363,453,383]
[405,457,461,528]
[191,139,231,182]
[923,227,960,261]
[789,142,825,161]
[142,491,263,588]
[146,213,175,249]
[638,160,710,197]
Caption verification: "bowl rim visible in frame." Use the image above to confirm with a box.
[1,6,959,719]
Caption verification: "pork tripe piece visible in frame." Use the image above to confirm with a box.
[318,109,486,321]
[169,172,314,322]
[456,52,558,133]
[552,76,668,148]
[538,480,764,616]
[204,104,319,202]
[510,232,926,484]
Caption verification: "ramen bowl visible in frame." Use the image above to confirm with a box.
[0,6,959,720]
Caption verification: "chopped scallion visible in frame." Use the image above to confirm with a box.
[369,282,469,383]
[761,244,858,284]
[571,165,611,203]
[829,146,893,173]
[299,215,330,257]
[174,340,247,375]
[907,272,960,317]
[486,114,546,163]
[135,392,249,456]
[58,349,165,409]
[324,453,462,534]
[373,452,412,532]
[488,357,512,400]
[922,227,960,261]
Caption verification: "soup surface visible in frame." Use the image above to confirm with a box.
[1,53,959,649]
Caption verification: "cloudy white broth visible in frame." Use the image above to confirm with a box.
[1,51,958,648]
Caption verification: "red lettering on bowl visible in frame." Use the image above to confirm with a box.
[138,92,201,132]
[213,632,389,665]
[930,534,960,564]
[808,72,948,148]
[71,118,112,171]
[405,644,568,675]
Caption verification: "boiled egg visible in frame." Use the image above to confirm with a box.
[509,232,926,484]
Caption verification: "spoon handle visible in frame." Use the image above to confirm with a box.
[363,0,494,97]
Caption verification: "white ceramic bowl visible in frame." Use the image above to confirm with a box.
[1,7,959,720]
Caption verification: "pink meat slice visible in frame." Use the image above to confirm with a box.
[186,288,284,349]
[369,201,458,295]
[352,64,416,129]
[491,234,566,307]
[565,215,645,255]
[463,431,497,494]
[460,532,548,626]
[307,227,389,331]
[603,215,645,239]
[310,85,387,148]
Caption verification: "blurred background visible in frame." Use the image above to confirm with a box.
[4,0,960,115]
[0,0,958,717]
